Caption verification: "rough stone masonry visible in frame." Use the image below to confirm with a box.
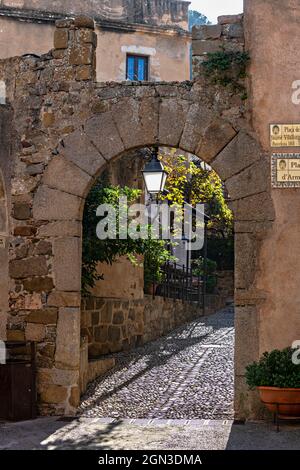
[0,4,285,420]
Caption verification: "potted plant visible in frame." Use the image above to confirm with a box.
[246,348,300,418]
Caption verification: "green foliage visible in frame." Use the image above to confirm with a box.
[82,182,143,295]
[193,257,217,276]
[202,50,250,96]
[160,152,233,237]
[207,236,234,270]
[246,348,300,390]
[144,240,175,289]
[82,181,175,296]
[192,257,218,293]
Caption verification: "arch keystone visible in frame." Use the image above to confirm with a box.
[112,97,159,149]
[159,98,190,147]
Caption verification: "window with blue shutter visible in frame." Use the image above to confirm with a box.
[126,55,149,81]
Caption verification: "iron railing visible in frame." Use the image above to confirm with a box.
[153,262,206,309]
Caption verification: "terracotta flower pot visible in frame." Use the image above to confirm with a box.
[258,386,300,417]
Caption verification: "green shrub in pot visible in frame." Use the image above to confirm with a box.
[246,348,300,390]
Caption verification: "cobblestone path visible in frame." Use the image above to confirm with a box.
[79,306,235,420]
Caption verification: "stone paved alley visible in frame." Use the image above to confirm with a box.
[2,306,300,450]
[79,307,235,420]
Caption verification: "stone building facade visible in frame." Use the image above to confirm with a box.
[0,0,191,81]
[0,0,299,421]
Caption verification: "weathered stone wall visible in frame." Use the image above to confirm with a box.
[79,337,115,394]
[192,14,245,78]
[81,295,220,358]
[0,11,277,419]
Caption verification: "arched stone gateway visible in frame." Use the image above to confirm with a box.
[0,11,277,419]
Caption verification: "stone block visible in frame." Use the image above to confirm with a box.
[38,343,55,359]
[235,233,257,290]
[74,16,95,29]
[196,119,237,162]
[235,375,264,421]
[113,311,125,325]
[192,40,222,56]
[213,131,262,181]
[11,176,38,197]
[92,311,99,325]
[55,308,80,369]
[0,178,5,199]
[192,25,222,40]
[180,103,213,154]
[42,112,55,128]
[235,306,259,376]
[38,368,79,387]
[76,65,94,81]
[24,293,43,310]
[39,384,68,404]
[7,330,25,341]
[112,97,159,149]
[33,185,83,221]
[60,128,105,176]
[38,221,81,238]
[0,204,7,232]
[85,112,125,161]
[9,257,48,279]
[13,226,36,237]
[56,19,74,29]
[224,23,244,39]
[25,323,46,342]
[13,203,31,220]
[218,14,243,25]
[27,309,58,325]
[159,98,190,147]
[69,386,80,407]
[54,29,69,49]
[95,325,108,343]
[69,44,94,66]
[23,277,54,293]
[226,159,269,201]
[100,303,113,324]
[77,29,97,45]
[230,192,275,222]
[53,238,81,292]
[43,156,91,198]
[35,241,52,256]
[47,291,81,308]
[108,326,121,342]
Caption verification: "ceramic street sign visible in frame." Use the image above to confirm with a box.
[272,153,300,188]
[270,124,300,147]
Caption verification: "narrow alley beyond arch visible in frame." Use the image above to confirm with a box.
[79,306,234,420]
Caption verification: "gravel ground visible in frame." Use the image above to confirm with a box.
[79,306,235,420]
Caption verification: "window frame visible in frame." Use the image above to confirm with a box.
[126,54,149,81]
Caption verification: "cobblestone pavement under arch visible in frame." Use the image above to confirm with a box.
[79,306,235,420]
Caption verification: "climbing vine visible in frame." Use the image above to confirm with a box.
[202,50,250,98]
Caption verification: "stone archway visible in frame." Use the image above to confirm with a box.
[0,15,275,419]
[28,88,273,418]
